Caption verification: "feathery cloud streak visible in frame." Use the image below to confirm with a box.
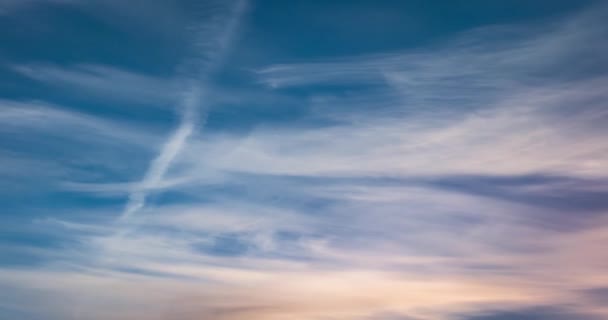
[1,1,608,320]
[121,0,247,219]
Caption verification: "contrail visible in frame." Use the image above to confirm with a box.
[121,89,199,219]
[121,0,247,220]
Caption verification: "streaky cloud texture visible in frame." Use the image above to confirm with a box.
[1,1,608,319]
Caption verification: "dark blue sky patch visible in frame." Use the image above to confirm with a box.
[0,2,186,72]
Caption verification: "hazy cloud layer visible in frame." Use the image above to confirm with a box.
[1,1,607,319]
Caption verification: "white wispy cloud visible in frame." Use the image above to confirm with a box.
[121,90,200,218]
[2,2,608,320]
[121,0,248,219]
[2,210,608,319]
[0,99,164,188]
[0,100,159,145]
[13,64,176,106]
[168,77,607,181]
[196,5,608,180]
[257,5,607,91]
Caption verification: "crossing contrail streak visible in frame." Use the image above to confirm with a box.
[121,0,247,220]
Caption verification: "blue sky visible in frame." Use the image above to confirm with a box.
[1,1,608,319]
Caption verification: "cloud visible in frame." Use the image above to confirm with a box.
[172,77,608,180]
[2,2,608,320]
[4,178,608,319]
[13,64,175,106]
[420,174,608,214]
[257,4,608,90]
[459,306,603,320]
[0,99,158,145]
[0,99,163,190]
[232,4,608,181]
[121,0,248,219]
[0,266,559,320]
[121,91,199,218]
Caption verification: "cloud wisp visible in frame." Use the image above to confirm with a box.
[2,1,608,320]
[121,0,248,220]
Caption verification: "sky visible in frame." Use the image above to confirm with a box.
[1,0,608,319]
